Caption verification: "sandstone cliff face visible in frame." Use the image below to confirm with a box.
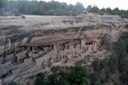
[0,14,128,85]
[0,14,125,53]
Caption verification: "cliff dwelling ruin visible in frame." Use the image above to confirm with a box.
[0,14,128,84]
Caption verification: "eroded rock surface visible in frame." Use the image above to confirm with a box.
[0,14,128,85]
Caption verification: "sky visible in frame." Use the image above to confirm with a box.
[42,0,128,10]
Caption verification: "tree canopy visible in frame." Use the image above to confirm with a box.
[0,0,85,16]
[87,5,128,18]
[35,65,89,85]
[0,0,128,18]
